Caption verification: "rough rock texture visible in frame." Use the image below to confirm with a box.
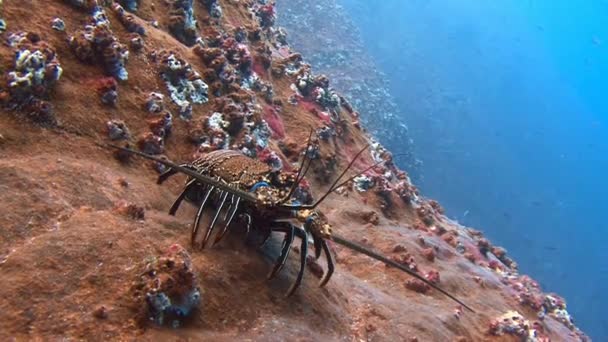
[0,1,588,341]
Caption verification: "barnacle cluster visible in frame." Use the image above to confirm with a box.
[132,244,201,327]
[106,119,130,140]
[251,1,276,28]
[156,51,209,119]
[202,0,222,19]
[111,2,145,36]
[167,0,198,46]
[194,34,264,97]
[1,32,63,125]
[69,6,130,80]
[488,311,532,337]
[187,93,273,158]
[293,72,340,111]
[133,92,174,156]
[97,77,118,106]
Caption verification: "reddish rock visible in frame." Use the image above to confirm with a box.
[421,247,435,262]
[405,279,431,294]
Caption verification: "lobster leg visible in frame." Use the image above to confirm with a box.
[169,179,197,216]
[201,191,229,249]
[223,194,235,221]
[212,196,241,246]
[313,235,323,259]
[267,224,295,280]
[286,226,309,297]
[242,213,252,239]
[191,186,215,246]
[259,228,273,247]
[157,163,195,184]
[319,239,335,287]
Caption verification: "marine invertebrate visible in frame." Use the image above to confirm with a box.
[69,7,130,80]
[97,77,118,106]
[405,279,430,294]
[167,0,198,46]
[146,92,166,114]
[137,132,164,155]
[201,0,222,18]
[2,32,62,125]
[51,18,66,31]
[112,3,145,35]
[115,200,145,220]
[132,244,200,327]
[106,119,130,140]
[157,51,209,119]
[488,310,530,337]
[104,141,475,311]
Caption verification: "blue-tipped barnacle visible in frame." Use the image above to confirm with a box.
[92,6,111,27]
[112,3,146,36]
[51,18,66,31]
[0,19,6,33]
[146,92,165,114]
[101,89,118,106]
[104,42,130,81]
[252,120,271,149]
[106,120,130,140]
[202,0,222,19]
[168,0,199,46]
[138,132,164,155]
[130,35,144,51]
[353,175,374,192]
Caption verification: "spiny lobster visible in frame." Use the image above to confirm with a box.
[105,134,474,312]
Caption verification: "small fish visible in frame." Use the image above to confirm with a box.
[592,36,603,46]
[463,210,469,218]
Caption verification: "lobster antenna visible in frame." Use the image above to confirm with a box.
[332,234,476,313]
[327,153,408,194]
[308,144,370,209]
[281,128,314,203]
[99,143,259,203]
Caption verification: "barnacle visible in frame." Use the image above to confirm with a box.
[157,51,209,119]
[112,3,145,35]
[167,0,198,46]
[2,32,62,124]
[69,7,129,80]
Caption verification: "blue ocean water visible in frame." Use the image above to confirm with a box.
[339,0,608,339]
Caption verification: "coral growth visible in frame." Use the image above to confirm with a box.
[112,3,145,35]
[69,6,129,80]
[157,51,209,119]
[167,0,198,46]
[132,244,201,327]
[1,32,62,125]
